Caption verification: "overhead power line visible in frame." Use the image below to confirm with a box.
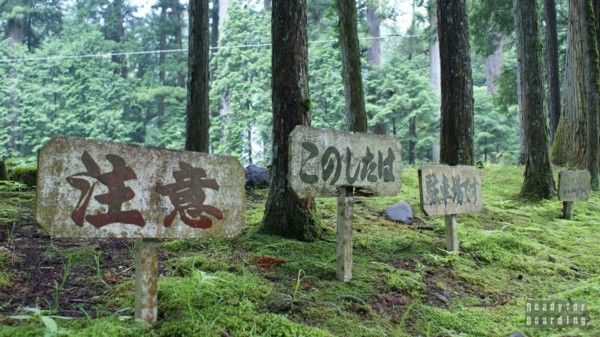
[0,34,413,64]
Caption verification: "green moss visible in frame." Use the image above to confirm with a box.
[385,269,423,297]
[2,165,600,336]
[6,165,37,187]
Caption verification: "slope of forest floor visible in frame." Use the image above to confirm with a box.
[0,165,598,337]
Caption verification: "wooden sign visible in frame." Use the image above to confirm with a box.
[558,170,590,202]
[289,126,402,198]
[37,137,244,239]
[418,164,483,253]
[418,165,483,216]
[558,169,591,219]
[289,126,402,282]
[36,137,245,325]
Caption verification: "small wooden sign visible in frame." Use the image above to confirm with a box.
[289,126,402,198]
[36,137,245,325]
[558,169,591,220]
[558,170,591,202]
[418,165,483,216]
[37,137,244,239]
[418,164,483,253]
[289,126,402,282]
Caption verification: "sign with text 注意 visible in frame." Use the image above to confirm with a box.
[36,137,244,239]
[418,164,483,216]
[289,126,402,198]
[558,169,591,202]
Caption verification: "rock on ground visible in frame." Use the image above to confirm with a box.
[245,164,270,188]
[385,201,413,224]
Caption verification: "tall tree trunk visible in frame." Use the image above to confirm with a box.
[366,2,381,66]
[408,3,417,164]
[171,1,186,88]
[186,0,210,152]
[484,35,503,94]
[261,0,319,241]
[552,0,589,167]
[586,0,599,190]
[545,0,561,144]
[7,15,23,155]
[103,0,127,78]
[437,0,474,165]
[366,1,386,135]
[210,0,219,49]
[429,0,441,95]
[157,2,167,129]
[337,0,368,133]
[517,61,527,164]
[514,0,555,199]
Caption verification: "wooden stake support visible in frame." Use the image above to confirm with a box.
[562,201,574,220]
[134,238,159,325]
[444,214,459,252]
[336,186,353,282]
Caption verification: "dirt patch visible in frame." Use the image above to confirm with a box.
[0,215,168,317]
[369,291,411,323]
[251,255,287,272]
[422,268,512,308]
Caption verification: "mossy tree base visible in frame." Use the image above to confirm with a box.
[260,185,320,242]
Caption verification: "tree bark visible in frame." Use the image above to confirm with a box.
[185,0,210,152]
[366,1,386,135]
[171,0,186,87]
[586,0,599,190]
[552,0,589,167]
[337,0,368,133]
[210,0,219,49]
[437,0,474,166]
[545,0,561,144]
[103,0,127,78]
[429,0,441,95]
[261,0,319,241]
[484,35,503,94]
[157,2,167,129]
[366,2,381,67]
[7,13,23,155]
[514,0,556,199]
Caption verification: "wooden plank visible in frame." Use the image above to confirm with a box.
[336,187,353,282]
[134,238,159,325]
[418,164,483,216]
[562,201,574,220]
[36,137,244,239]
[558,170,591,202]
[289,126,402,198]
[444,214,458,252]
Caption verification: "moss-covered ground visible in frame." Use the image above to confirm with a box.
[0,165,598,337]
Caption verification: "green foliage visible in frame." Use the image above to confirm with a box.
[473,86,520,163]
[210,3,272,164]
[365,54,438,162]
[7,164,36,187]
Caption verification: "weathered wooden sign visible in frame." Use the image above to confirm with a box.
[36,137,245,325]
[418,164,483,252]
[289,126,402,198]
[37,137,244,239]
[418,165,483,216]
[289,126,402,282]
[558,169,591,219]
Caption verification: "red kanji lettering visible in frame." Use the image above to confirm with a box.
[67,151,145,228]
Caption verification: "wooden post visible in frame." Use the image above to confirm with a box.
[444,214,458,252]
[337,186,353,282]
[134,238,159,325]
[562,201,574,220]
